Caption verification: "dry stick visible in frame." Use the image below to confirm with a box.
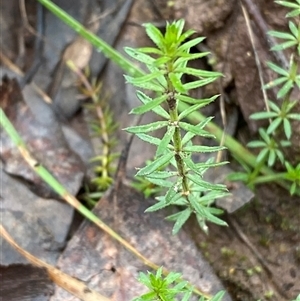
[240,3,270,115]
[0,51,52,104]
[0,109,210,299]
[0,225,110,301]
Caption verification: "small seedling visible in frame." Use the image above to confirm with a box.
[132,267,225,301]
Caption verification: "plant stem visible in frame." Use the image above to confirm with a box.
[166,78,190,195]
[249,155,268,183]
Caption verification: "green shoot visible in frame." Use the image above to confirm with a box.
[124,20,229,234]
[132,267,225,301]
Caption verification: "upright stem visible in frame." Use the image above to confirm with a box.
[166,70,190,195]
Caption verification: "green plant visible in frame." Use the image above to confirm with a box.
[132,267,225,301]
[67,61,119,204]
[124,20,229,234]
[229,0,300,194]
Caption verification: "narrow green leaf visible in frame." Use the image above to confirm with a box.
[156,126,175,156]
[267,62,289,76]
[268,30,295,40]
[183,77,219,90]
[173,52,210,67]
[279,140,292,147]
[136,152,173,176]
[125,72,162,85]
[277,79,293,98]
[194,160,228,169]
[296,74,300,87]
[189,195,227,226]
[275,149,285,164]
[274,1,300,9]
[268,100,281,112]
[135,47,163,55]
[177,94,219,105]
[288,21,299,37]
[181,131,196,146]
[288,113,300,120]
[197,190,230,205]
[183,145,225,153]
[169,72,186,93]
[283,118,292,139]
[289,182,296,195]
[177,37,206,52]
[175,19,185,39]
[145,199,169,212]
[227,172,249,182]
[247,140,266,148]
[181,290,193,301]
[195,116,214,129]
[271,40,298,51]
[264,76,288,89]
[168,276,186,289]
[259,128,270,142]
[250,111,278,120]
[176,67,223,78]
[154,56,172,67]
[257,148,269,164]
[268,150,276,166]
[170,208,193,235]
[177,29,197,44]
[125,121,168,133]
[124,47,155,64]
[287,9,300,17]
[165,183,180,204]
[144,23,164,50]
[182,156,207,178]
[130,94,167,115]
[178,103,209,120]
[135,133,161,146]
[144,175,174,188]
[136,91,170,119]
[145,62,168,84]
[146,170,178,179]
[187,173,227,190]
[179,120,214,137]
[267,117,282,134]
[124,75,165,92]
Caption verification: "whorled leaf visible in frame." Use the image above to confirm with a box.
[130,94,168,115]
[136,152,174,176]
[125,121,168,134]
[135,91,170,119]
[156,126,176,156]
